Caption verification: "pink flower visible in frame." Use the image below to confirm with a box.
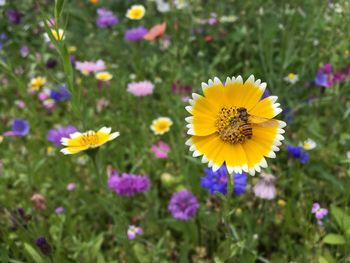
[151,141,170,158]
[312,202,328,222]
[127,81,154,97]
[127,225,142,240]
[75,60,106,75]
[66,183,76,191]
[253,173,276,200]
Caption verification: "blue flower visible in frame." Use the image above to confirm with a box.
[287,145,309,164]
[50,85,70,102]
[201,165,247,196]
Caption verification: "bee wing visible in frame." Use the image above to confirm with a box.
[249,115,281,127]
[220,122,240,137]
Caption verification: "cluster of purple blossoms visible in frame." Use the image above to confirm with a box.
[47,125,77,146]
[168,190,199,220]
[96,8,118,28]
[287,145,309,164]
[3,118,29,137]
[315,63,350,88]
[124,26,148,42]
[200,165,247,196]
[108,170,150,197]
[311,202,328,225]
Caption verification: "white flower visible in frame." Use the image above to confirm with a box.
[155,0,170,13]
[0,0,6,6]
[284,73,299,84]
[302,138,316,150]
[346,151,350,160]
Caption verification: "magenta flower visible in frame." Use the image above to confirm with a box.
[312,202,328,224]
[127,225,142,240]
[75,60,106,74]
[107,171,150,197]
[151,141,170,158]
[253,173,276,200]
[127,81,154,97]
[168,190,199,220]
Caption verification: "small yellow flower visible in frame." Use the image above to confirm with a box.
[284,73,298,84]
[0,136,3,144]
[47,146,55,156]
[30,77,46,91]
[60,127,120,155]
[150,117,173,135]
[302,138,316,150]
[126,5,146,20]
[90,0,99,4]
[96,72,113,82]
[277,199,286,207]
[51,29,65,41]
[235,208,242,216]
[68,46,77,53]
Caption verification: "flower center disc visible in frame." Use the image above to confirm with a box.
[80,131,99,147]
[215,106,250,144]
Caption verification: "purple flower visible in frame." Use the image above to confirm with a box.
[201,165,247,196]
[287,145,309,164]
[107,172,150,197]
[127,225,143,240]
[3,118,29,137]
[35,237,51,256]
[124,26,148,42]
[66,182,76,191]
[20,46,29,57]
[96,8,118,28]
[312,202,328,224]
[6,9,23,25]
[315,71,330,88]
[46,58,58,69]
[47,125,77,146]
[253,173,276,200]
[50,85,70,102]
[55,207,64,214]
[168,190,199,220]
[322,64,332,74]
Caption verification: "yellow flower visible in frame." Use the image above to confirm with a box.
[51,29,65,41]
[60,127,120,155]
[68,46,77,53]
[150,117,173,135]
[90,0,99,4]
[277,199,286,207]
[185,76,286,175]
[47,146,55,156]
[30,77,46,91]
[96,72,113,81]
[126,5,146,20]
[0,136,3,144]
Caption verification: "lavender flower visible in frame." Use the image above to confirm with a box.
[6,9,23,25]
[312,202,328,225]
[124,26,148,42]
[35,237,52,256]
[107,172,150,197]
[127,225,143,240]
[96,8,118,28]
[20,46,29,57]
[3,118,29,137]
[47,125,77,146]
[55,207,64,214]
[253,173,277,200]
[168,190,199,220]
[287,145,310,164]
[201,165,247,196]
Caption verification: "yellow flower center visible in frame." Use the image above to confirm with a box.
[215,106,251,144]
[80,131,99,147]
[287,73,296,80]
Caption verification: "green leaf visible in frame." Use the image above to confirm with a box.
[133,243,152,263]
[55,0,66,21]
[322,234,346,245]
[330,205,350,234]
[23,243,45,263]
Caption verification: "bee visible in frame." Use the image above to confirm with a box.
[218,107,280,142]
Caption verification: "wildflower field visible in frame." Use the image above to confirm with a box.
[1,0,350,262]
